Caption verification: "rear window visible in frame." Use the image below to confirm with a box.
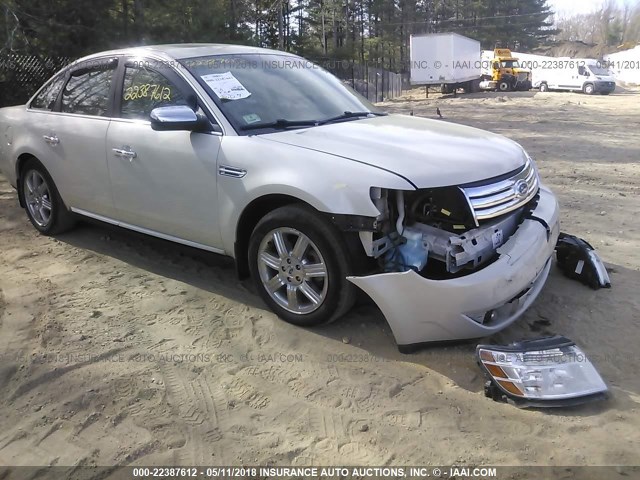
[30,74,66,110]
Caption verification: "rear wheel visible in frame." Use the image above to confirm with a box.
[539,82,549,92]
[19,158,76,235]
[248,205,356,326]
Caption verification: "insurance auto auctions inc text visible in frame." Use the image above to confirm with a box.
[256,466,497,478]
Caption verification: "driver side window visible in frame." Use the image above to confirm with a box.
[121,65,187,120]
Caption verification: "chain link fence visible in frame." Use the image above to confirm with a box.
[1,55,404,108]
[0,55,73,107]
[321,60,403,102]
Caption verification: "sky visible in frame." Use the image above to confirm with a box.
[548,0,637,17]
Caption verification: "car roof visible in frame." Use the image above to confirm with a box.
[75,43,296,63]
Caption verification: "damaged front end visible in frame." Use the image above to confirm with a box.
[359,157,540,279]
[348,157,560,349]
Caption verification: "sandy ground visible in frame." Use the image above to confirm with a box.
[0,87,639,474]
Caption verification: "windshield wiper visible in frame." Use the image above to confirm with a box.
[239,119,319,131]
[239,111,387,131]
[319,111,387,125]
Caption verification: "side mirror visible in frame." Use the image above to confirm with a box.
[150,105,212,132]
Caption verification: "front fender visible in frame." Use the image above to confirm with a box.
[216,135,414,256]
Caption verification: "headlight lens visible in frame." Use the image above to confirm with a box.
[477,336,608,407]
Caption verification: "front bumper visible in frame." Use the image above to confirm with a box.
[348,185,560,347]
[594,81,615,93]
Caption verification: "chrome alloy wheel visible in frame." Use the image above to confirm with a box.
[257,227,328,315]
[24,170,53,228]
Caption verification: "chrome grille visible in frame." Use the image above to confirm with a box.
[460,158,539,225]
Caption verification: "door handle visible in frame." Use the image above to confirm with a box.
[43,134,59,146]
[112,146,137,161]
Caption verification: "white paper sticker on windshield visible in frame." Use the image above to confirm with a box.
[201,72,251,100]
[242,113,261,124]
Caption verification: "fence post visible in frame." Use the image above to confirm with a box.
[366,63,369,102]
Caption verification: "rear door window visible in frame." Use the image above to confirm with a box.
[61,62,117,116]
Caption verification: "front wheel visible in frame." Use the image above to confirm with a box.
[583,83,595,95]
[248,205,356,326]
[539,82,549,92]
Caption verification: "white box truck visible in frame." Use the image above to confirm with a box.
[410,33,481,93]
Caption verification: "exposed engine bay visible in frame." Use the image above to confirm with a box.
[360,186,538,278]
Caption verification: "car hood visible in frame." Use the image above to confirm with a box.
[260,114,529,188]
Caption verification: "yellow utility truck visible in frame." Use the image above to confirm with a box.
[480,48,532,91]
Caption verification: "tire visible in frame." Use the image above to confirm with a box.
[248,204,357,326]
[539,83,549,92]
[498,80,511,92]
[19,158,76,235]
[583,83,595,95]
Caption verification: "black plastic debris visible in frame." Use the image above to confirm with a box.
[555,233,611,290]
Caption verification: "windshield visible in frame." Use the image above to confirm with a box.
[588,65,610,76]
[500,60,520,69]
[182,54,381,133]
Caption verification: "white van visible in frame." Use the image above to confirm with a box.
[535,59,616,95]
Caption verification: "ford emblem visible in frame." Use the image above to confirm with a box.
[514,179,528,198]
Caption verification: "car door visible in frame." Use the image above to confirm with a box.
[42,58,118,216]
[24,71,68,185]
[106,59,223,249]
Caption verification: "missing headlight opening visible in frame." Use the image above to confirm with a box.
[365,180,539,279]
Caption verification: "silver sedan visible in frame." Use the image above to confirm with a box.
[0,44,559,350]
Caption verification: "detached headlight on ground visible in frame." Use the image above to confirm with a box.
[477,336,608,407]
